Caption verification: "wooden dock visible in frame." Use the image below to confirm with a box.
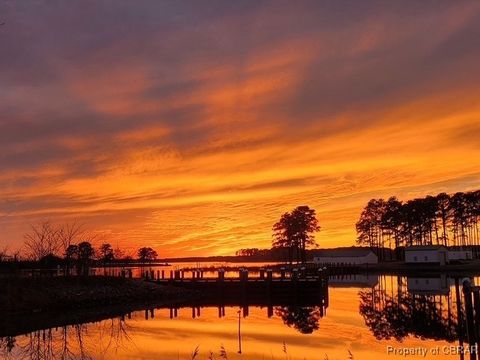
[145,268,328,305]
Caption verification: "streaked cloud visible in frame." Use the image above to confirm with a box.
[1,0,480,256]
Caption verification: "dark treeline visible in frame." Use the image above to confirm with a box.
[356,190,480,256]
[0,221,161,275]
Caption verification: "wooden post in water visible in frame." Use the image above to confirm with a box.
[463,279,476,360]
[472,287,480,342]
[292,268,298,281]
[259,268,265,280]
[280,267,285,281]
[455,278,466,360]
[218,269,225,282]
[266,269,273,282]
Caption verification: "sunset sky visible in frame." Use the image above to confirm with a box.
[1,1,480,257]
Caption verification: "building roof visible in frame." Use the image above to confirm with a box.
[312,247,376,258]
[405,245,447,251]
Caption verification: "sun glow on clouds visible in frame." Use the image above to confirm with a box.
[1,1,480,256]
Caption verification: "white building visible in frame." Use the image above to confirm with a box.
[312,248,378,266]
[447,250,473,262]
[405,245,447,265]
[405,245,473,265]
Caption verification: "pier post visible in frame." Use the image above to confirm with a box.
[218,269,225,282]
[240,269,248,282]
[472,287,480,340]
[280,268,285,281]
[266,269,273,282]
[259,268,265,280]
[317,268,323,282]
[463,279,477,360]
[292,268,298,281]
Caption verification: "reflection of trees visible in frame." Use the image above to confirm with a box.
[275,306,323,334]
[359,288,458,342]
[0,317,131,360]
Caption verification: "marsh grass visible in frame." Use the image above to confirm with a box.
[187,344,354,360]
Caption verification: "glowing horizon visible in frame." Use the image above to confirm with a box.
[1,1,480,257]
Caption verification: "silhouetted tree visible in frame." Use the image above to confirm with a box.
[78,241,94,276]
[356,199,386,259]
[137,247,158,262]
[356,190,480,257]
[272,206,320,264]
[24,221,62,260]
[65,244,79,275]
[436,193,451,246]
[98,243,114,263]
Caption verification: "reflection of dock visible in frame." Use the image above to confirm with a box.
[0,285,329,338]
[328,274,379,288]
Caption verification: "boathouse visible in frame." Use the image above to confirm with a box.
[312,247,378,266]
[404,245,447,265]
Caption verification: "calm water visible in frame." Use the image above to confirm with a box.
[1,273,477,360]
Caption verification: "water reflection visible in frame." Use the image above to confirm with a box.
[0,319,130,360]
[3,275,480,359]
[357,275,480,360]
[275,306,324,334]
